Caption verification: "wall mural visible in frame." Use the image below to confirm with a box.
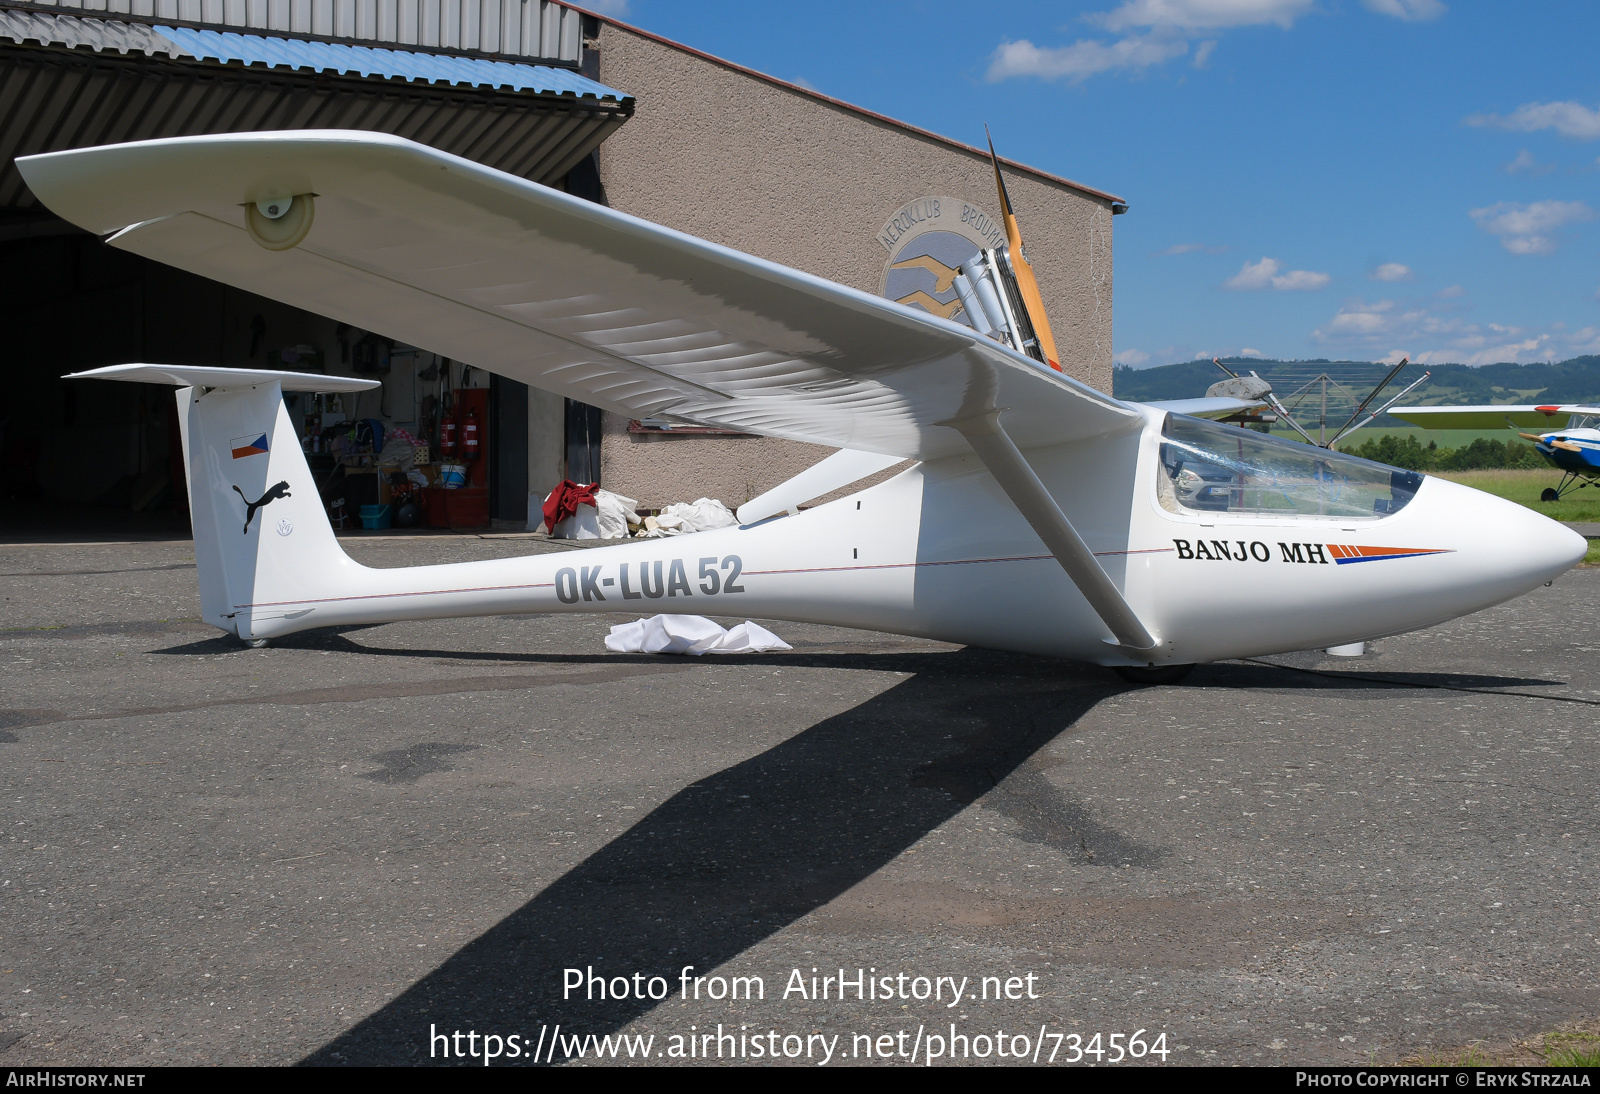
[877,195,1004,327]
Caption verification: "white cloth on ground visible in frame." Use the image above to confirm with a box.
[593,488,640,540]
[545,487,639,539]
[603,614,792,655]
[639,497,737,537]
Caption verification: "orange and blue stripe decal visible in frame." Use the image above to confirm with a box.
[1327,544,1453,564]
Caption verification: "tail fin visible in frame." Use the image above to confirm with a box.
[66,364,378,638]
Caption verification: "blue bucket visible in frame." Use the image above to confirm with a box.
[359,504,392,530]
[439,463,467,489]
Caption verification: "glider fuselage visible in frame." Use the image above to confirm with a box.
[201,385,1582,667]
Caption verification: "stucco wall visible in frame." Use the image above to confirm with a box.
[593,20,1117,508]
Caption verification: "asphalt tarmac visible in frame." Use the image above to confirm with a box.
[2,533,1596,1066]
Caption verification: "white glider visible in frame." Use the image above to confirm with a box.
[22,132,1585,682]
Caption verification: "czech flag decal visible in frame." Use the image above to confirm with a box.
[230,433,270,460]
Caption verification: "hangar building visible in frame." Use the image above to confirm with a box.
[0,0,1123,534]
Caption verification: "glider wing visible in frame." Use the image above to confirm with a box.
[19,131,1140,463]
[1389,405,1600,431]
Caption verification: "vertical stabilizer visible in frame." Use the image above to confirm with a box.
[67,364,378,639]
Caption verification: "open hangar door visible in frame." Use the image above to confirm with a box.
[0,4,630,535]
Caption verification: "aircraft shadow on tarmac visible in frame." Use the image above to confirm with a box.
[282,641,1144,1065]
[141,628,1568,1065]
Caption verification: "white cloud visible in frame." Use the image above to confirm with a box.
[1091,0,1313,32]
[1311,295,1597,365]
[988,0,1439,85]
[1225,256,1278,289]
[1378,349,1411,365]
[1223,256,1329,291]
[789,75,820,92]
[1115,348,1152,366]
[1318,298,1398,336]
[1361,0,1445,21]
[1470,200,1595,255]
[1504,148,1555,176]
[986,35,1187,82]
[1370,262,1413,282]
[1271,269,1331,291]
[1466,101,1600,141]
[1240,347,1263,357]
[1436,284,1465,298]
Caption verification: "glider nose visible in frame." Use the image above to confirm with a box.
[1528,506,1590,577]
[1480,487,1589,582]
[1412,476,1586,603]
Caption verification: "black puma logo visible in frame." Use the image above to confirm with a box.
[234,481,291,534]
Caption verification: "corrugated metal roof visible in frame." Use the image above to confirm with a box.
[0,20,633,209]
[0,10,620,96]
[13,0,583,62]
[0,7,179,54]
[155,24,622,96]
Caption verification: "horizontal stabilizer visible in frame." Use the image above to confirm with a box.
[64,363,380,393]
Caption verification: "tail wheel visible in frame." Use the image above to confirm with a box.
[1113,663,1196,686]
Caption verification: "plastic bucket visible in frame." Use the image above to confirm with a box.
[359,503,392,530]
[439,463,467,489]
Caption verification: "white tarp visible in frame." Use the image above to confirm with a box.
[640,497,738,537]
[594,488,640,539]
[603,614,792,656]
[544,487,640,539]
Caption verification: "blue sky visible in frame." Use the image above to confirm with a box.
[589,0,1600,368]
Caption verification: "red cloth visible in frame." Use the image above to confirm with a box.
[542,479,598,533]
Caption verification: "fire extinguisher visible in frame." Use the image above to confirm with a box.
[439,398,458,459]
[462,407,480,463]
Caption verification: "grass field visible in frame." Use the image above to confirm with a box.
[1432,468,1600,523]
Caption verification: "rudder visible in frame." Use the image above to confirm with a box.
[69,364,378,639]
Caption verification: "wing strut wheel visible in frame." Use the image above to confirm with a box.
[1113,664,1195,686]
[951,410,1158,652]
[244,194,315,251]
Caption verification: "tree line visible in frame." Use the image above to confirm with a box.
[1337,433,1546,471]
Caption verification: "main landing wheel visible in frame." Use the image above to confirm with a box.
[1541,487,1559,502]
[1112,663,1196,686]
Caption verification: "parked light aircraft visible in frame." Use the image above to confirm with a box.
[1388,405,1600,502]
[21,131,1587,683]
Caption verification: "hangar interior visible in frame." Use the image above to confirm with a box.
[0,0,626,533]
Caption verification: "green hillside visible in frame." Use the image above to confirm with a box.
[1112,354,1600,417]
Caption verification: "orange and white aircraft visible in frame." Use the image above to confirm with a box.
[22,131,1584,682]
